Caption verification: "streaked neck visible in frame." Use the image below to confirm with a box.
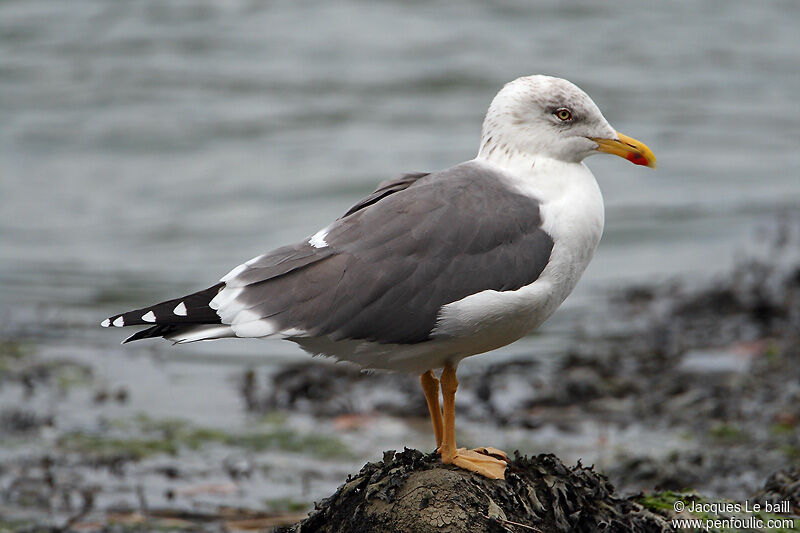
[477,144,585,179]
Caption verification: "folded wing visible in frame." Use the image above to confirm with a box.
[104,161,553,346]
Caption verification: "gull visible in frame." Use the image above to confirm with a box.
[102,75,656,479]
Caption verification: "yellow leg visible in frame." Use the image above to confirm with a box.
[439,362,507,479]
[420,370,443,449]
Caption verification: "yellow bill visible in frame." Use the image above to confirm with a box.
[592,132,657,168]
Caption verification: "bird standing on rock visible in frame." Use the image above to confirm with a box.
[102,75,656,480]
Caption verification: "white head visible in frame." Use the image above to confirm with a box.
[478,75,655,168]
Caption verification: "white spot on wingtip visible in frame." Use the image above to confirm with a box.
[113,316,125,327]
[221,263,247,283]
[142,311,156,323]
[309,226,329,249]
[101,318,111,328]
[173,302,188,316]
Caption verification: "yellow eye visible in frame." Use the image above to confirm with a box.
[555,108,573,121]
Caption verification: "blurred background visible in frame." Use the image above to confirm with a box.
[2,0,799,529]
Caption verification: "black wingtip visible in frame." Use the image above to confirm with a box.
[122,324,183,344]
[102,283,225,341]
[121,328,152,344]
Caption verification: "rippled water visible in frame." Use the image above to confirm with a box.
[1,0,799,462]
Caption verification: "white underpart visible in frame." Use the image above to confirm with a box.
[142,311,156,323]
[167,324,235,344]
[231,318,279,338]
[308,226,330,248]
[173,302,187,316]
[113,316,125,327]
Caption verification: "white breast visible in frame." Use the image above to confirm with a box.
[532,158,605,304]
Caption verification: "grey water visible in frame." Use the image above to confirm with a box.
[1,0,799,502]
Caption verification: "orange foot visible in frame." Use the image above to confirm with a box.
[471,446,508,461]
[441,447,507,479]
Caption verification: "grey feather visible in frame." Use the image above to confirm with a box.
[222,161,554,344]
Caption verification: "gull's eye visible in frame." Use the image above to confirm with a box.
[554,108,573,121]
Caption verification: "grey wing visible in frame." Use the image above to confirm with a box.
[107,172,428,343]
[217,161,554,344]
[341,172,429,218]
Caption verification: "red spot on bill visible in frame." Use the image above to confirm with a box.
[626,152,650,166]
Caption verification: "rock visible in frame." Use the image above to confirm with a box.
[285,449,671,533]
[753,467,800,514]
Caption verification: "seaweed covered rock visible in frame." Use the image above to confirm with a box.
[753,467,800,514]
[287,449,671,533]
